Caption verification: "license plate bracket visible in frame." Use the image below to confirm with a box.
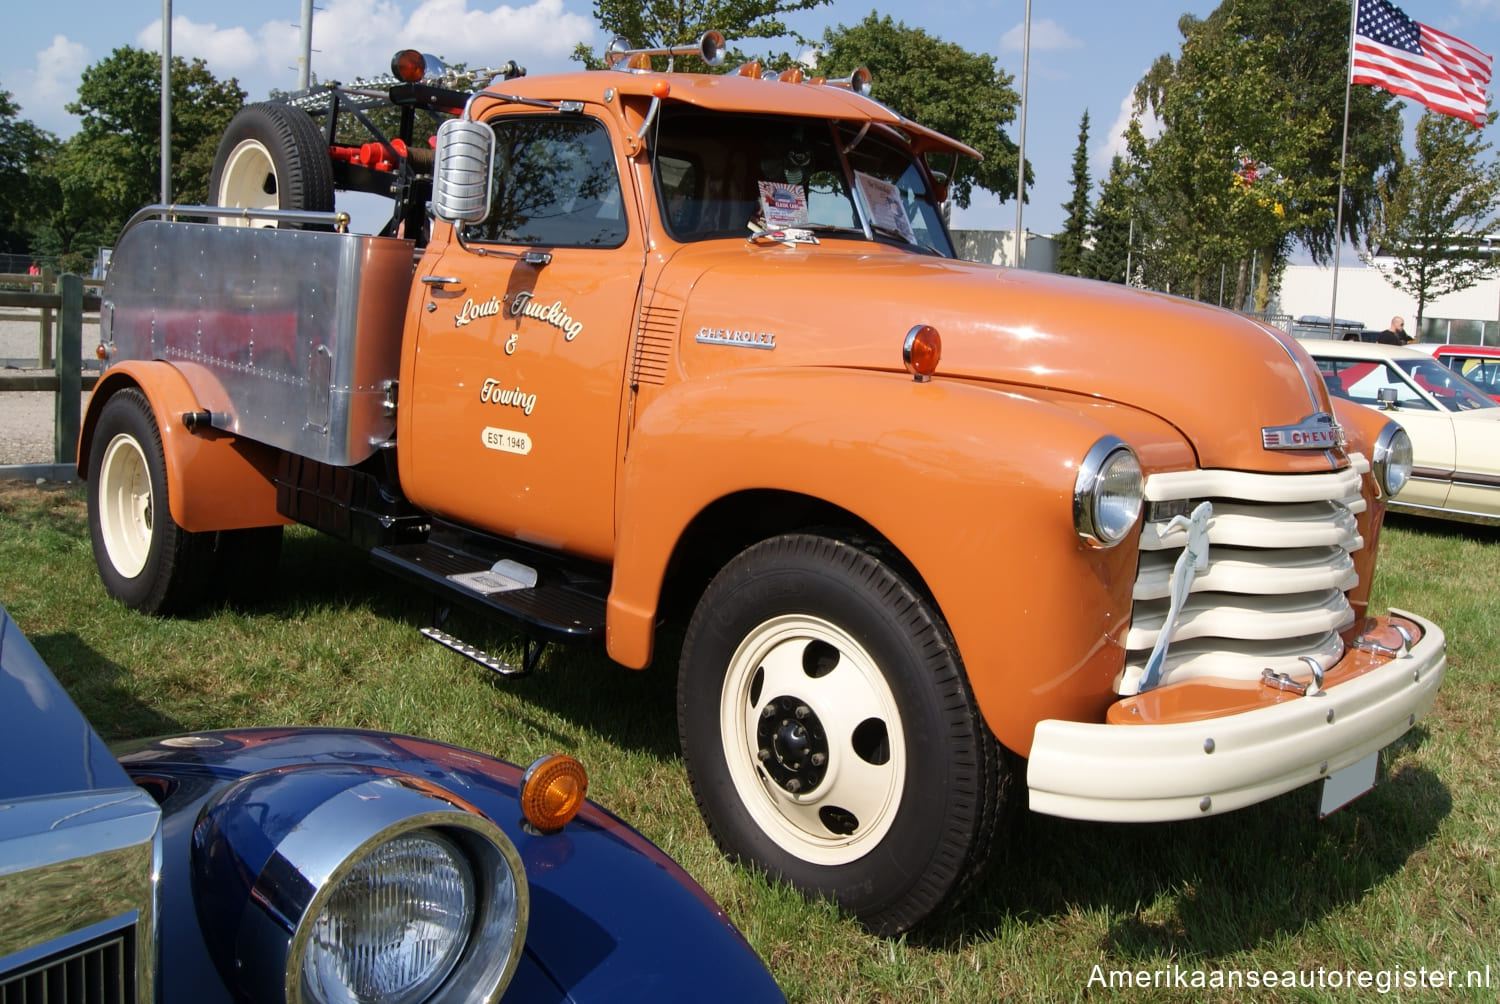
[1319,751,1379,818]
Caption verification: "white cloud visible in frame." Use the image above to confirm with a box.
[1095,81,1160,175]
[999,18,1081,54]
[12,35,90,135]
[136,17,261,74]
[130,0,595,100]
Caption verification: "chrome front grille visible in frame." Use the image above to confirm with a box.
[1120,458,1368,694]
[0,928,135,1004]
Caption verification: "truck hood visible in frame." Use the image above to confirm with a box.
[661,243,1337,472]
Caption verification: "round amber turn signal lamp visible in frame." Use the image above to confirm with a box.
[903,324,941,381]
[391,49,426,83]
[521,754,588,832]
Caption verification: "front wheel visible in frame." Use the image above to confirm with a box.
[678,534,1008,935]
[87,389,213,614]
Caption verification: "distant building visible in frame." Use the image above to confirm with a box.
[1273,259,1500,346]
[952,230,1057,271]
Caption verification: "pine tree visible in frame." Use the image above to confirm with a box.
[1055,111,1091,276]
[1085,156,1135,283]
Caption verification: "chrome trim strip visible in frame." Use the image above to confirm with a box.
[0,788,159,1003]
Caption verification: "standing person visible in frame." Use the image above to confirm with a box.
[1377,316,1412,345]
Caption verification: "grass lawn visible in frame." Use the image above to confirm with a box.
[1,480,1496,1002]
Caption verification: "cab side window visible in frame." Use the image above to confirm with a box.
[464,117,627,248]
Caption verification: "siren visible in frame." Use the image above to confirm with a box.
[606,30,725,71]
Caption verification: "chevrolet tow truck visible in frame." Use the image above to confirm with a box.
[81,34,1446,935]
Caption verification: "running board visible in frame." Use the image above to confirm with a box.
[420,627,542,678]
[371,524,608,644]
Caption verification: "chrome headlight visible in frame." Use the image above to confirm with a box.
[1073,436,1144,547]
[192,765,528,1004]
[1372,422,1413,497]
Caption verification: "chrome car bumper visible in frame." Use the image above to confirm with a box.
[1026,609,1445,822]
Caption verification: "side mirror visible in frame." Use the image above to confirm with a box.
[431,119,494,226]
[1376,386,1399,410]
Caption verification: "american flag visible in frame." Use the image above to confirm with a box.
[1352,0,1493,126]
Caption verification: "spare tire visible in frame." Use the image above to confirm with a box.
[209,102,334,227]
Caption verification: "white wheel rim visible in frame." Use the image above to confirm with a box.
[218,138,279,227]
[98,433,153,579]
[720,614,906,866]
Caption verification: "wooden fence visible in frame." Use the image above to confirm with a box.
[0,272,103,470]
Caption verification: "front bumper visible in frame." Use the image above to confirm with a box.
[1026,610,1445,822]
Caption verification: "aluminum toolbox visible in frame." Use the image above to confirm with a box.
[101,219,415,467]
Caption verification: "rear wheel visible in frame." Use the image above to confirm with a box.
[678,533,1008,935]
[87,389,213,614]
[209,102,334,226]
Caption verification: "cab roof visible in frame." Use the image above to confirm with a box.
[474,69,981,161]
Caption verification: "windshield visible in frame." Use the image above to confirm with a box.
[1438,353,1500,398]
[1394,357,1497,411]
[652,108,954,256]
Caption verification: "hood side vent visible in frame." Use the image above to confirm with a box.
[630,304,680,387]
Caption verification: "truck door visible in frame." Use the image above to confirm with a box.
[403,112,644,561]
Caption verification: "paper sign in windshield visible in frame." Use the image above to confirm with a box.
[855,172,916,243]
[758,181,809,228]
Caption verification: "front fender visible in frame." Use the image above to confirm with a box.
[609,367,1147,755]
[118,727,783,1004]
[81,362,287,532]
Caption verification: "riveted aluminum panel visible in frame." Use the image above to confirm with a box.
[101,220,415,467]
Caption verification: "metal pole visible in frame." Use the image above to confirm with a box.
[1125,217,1134,286]
[1013,0,1031,268]
[1329,0,1360,337]
[297,0,314,90]
[160,0,172,204]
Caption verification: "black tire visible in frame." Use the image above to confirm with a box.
[209,102,334,226]
[678,533,1008,935]
[87,389,214,615]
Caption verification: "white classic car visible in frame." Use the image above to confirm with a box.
[1299,338,1500,523]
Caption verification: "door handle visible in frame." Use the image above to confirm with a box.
[422,275,462,288]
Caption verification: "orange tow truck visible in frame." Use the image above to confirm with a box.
[82,35,1445,935]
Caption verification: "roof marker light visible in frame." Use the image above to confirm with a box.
[391,49,426,82]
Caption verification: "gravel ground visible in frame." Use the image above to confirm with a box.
[1,315,96,477]
[0,384,88,469]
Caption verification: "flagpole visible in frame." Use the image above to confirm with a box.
[1330,0,1360,338]
[1013,0,1031,268]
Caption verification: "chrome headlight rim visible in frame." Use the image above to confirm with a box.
[1372,422,1414,498]
[1073,436,1144,548]
[286,804,528,1004]
[193,766,529,1004]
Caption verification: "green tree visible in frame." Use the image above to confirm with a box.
[1055,110,1091,276]
[66,47,245,225]
[1137,2,1401,273]
[572,0,829,70]
[1368,109,1500,332]
[0,89,60,256]
[1130,7,1345,303]
[1084,154,1137,284]
[815,13,1024,209]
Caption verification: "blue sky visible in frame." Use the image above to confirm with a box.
[5,1,1499,234]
